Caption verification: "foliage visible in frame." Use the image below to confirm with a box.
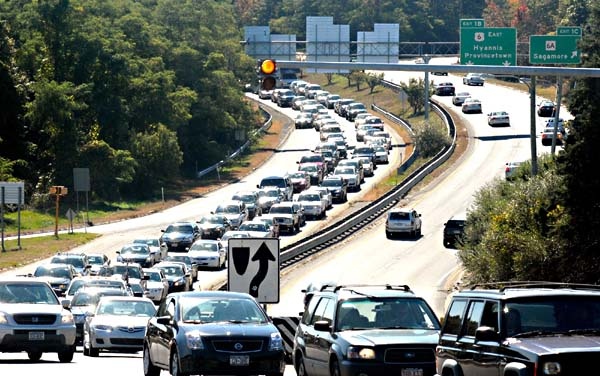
[399,78,428,115]
[411,121,451,158]
[366,72,383,94]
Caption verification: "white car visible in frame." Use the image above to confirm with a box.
[186,239,227,270]
[238,220,276,238]
[385,208,422,238]
[310,186,333,209]
[132,238,165,263]
[372,145,389,164]
[463,73,484,86]
[142,268,169,303]
[462,98,482,114]
[452,92,471,106]
[218,230,252,250]
[83,296,156,357]
[333,166,360,192]
[296,191,327,219]
[487,111,510,126]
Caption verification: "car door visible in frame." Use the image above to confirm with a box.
[313,297,336,376]
[149,297,177,367]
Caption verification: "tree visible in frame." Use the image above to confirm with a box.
[399,77,427,115]
[365,72,383,94]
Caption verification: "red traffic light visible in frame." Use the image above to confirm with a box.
[260,59,276,75]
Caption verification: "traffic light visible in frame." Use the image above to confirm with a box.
[258,59,277,91]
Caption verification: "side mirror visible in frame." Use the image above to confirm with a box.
[84,264,92,269]
[156,316,172,325]
[61,299,71,310]
[116,251,120,254]
[314,320,331,332]
[142,275,150,280]
[161,229,165,233]
[475,326,500,343]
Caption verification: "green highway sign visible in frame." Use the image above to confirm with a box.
[460,19,485,28]
[460,27,517,66]
[530,35,581,64]
[557,26,582,36]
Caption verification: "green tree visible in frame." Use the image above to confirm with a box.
[399,77,427,115]
[365,72,383,94]
[411,122,451,158]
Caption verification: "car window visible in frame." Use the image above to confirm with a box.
[310,297,331,325]
[389,211,410,220]
[0,282,59,304]
[443,299,468,335]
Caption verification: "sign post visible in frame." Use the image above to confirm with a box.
[460,27,517,66]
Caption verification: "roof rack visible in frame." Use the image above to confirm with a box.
[468,281,600,292]
[329,284,412,293]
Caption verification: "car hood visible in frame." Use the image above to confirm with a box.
[90,315,151,327]
[244,231,270,238]
[220,214,241,221]
[271,213,293,219]
[161,232,194,241]
[1,303,64,315]
[35,276,71,285]
[505,336,600,354]
[182,321,276,336]
[146,281,165,289]
[198,223,223,230]
[120,253,150,260]
[71,305,95,316]
[338,329,440,346]
[188,250,219,258]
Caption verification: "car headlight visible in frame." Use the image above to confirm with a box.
[186,330,205,350]
[269,332,284,351]
[347,346,375,359]
[543,362,561,375]
[174,279,184,286]
[0,312,8,324]
[94,324,113,332]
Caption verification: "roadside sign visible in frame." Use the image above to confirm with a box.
[460,19,485,28]
[228,238,280,303]
[557,26,582,36]
[0,182,24,204]
[529,35,581,64]
[460,27,517,66]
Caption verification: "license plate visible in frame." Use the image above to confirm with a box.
[229,355,249,366]
[29,332,45,341]
[401,369,423,376]
[171,243,178,247]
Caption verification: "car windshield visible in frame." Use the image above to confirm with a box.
[165,225,193,234]
[270,206,292,214]
[71,290,126,306]
[239,223,267,232]
[199,216,226,225]
[146,271,163,282]
[389,211,410,220]
[157,265,184,277]
[0,283,59,304]
[108,265,142,279]
[300,165,317,173]
[260,178,286,188]
[290,173,306,179]
[34,265,71,278]
[133,239,160,247]
[321,179,342,187]
[216,205,240,214]
[87,255,106,265]
[166,256,191,265]
[504,296,600,337]
[190,242,219,252]
[120,245,149,254]
[335,168,355,175]
[301,155,323,162]
[299,194,321,202]
[233,195,255,204]
[67,279,87,296]
[97,300,156,317]
[52,256,85,268]
[85,279,126,290]
[336,297,440,331]
[180,297,268,323]
[264,190,280,198]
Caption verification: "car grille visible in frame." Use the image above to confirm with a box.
[211,339,264,353]
[117,326,146,334]
[384,347,436,363]
[538,353,598,375]
[110,338,144,346]
[13,314,58,325]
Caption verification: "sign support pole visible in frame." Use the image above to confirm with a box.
[551,77,563,155]
[529,76,538,176]
[1,187,4,252]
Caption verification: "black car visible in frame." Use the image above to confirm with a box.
[196,214,231,240]
[116,243,156,268]
[153,262,192,293]
[33,263,79,297]
[434,82,456,96]
[293,284,441,376]
[443,214,466,248]
[50,252,91,276]
[320,176,348,203]
[160,222,200,252]
[276,89,295,107]
[143,291,286,376]
[537,100,556,117]
[437,282,600,376]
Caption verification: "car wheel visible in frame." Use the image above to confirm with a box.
[143,346,161,376]
[296,354,308,376]
[27,351,42,362]
[330,359,342,376]
[170,350,190,376]
[416,227,422,237]
[386,231,392,239]
[58,345,75,363]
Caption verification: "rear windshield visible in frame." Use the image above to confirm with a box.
[260,178,286,188]
[389,212,410,220]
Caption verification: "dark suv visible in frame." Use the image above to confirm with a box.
[436,282,600,376]
[442,214,466,248]
[293,284,441,376]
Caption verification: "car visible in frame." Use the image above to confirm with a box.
[238,220,276,237]
[256,187,284,214]
[298,162,324,185]
[276,89,295,107]
[319,149,340,173]
[291,95,307,110]
[452,91,471,106]
[436,282,600,376]
[97,262,147,290]
[540,126,565,146]
[463,73,484,86]
[304,83,322,99]
[85,253,110,276]
[269,202,302,234]
[544,117,565,128]
[288,171,311,193]
[213,200,248,229]
[312,113,334,131]
[353,113,375,127]
[295,191,327,220]
[117,243,156,268]
[315,90,331,106]
[505,161,524,180]
[320,176,348,203]
[293,284,440,376]
[298,154,327,175]
[196,214,232,240]
[372,145,389,164]
[356,124,379,142]
[142,268,169,303]
[152,262,192,293]
[345,102,367,121]
[356,156,375,177]
[324,93,341,109]
[487,111,510,126]
[0,277,77,362]
[50,252,91,276]
[78,277,133,296]
[385,208,422,238]
[333,166,360,192]
[218,230,253,250]
[310,186,333,209]
[537,99,556,117]
[352,145,376,167]
[432,71,448,76]
[337,158,365,183]
[164,254,199,282]
[142,291,286,376]
[132,238,166,262]
[231,190,261,220]
[334,98,354,116]
[64,276,95,302]
[70,287,131,344]
[443,213,467,248]
[160,221,201,253]
[186,239,226,270]
[462,98,482,113]
[33,263,79,297]
[294,112,314,129]
[258,88,272,100]
[270,88,285,103]
[434,82,456,96]
[320,124,344,142]
[83,296,156,357]
[257,175,294,201]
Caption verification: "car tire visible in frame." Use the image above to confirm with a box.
[416,227,422,237]
[170,350,190,376]
[330,359,342,376]
[386,231,392,239]
[58,345,75,363]
[27,351,42,362]
[295,354,308,376]
[143,346,161,376]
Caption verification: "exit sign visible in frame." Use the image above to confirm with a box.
[557,26,582,36]
[530,35,581,64]
[460,19,485,28]
[460,27,517,66]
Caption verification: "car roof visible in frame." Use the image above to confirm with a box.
[315,284,416,299]
[455,282,600,300]
[169,290,255,300]
[389,207,415,213]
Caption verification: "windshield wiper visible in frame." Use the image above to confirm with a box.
[183,319,205,324]
[512,330,559,338]
[567,328,600,335]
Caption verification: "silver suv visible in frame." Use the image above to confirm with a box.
[385,208,422,238]
[0,277,76,362]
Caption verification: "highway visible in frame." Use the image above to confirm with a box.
[0,57,566,375]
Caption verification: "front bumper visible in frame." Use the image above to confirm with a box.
[179,348,286,375]
[164,240,194,252]
[0,324,76,352]
[338,358,436,376]
[89,326,146,351]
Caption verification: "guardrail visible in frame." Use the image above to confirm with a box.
[196,105,273,178]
